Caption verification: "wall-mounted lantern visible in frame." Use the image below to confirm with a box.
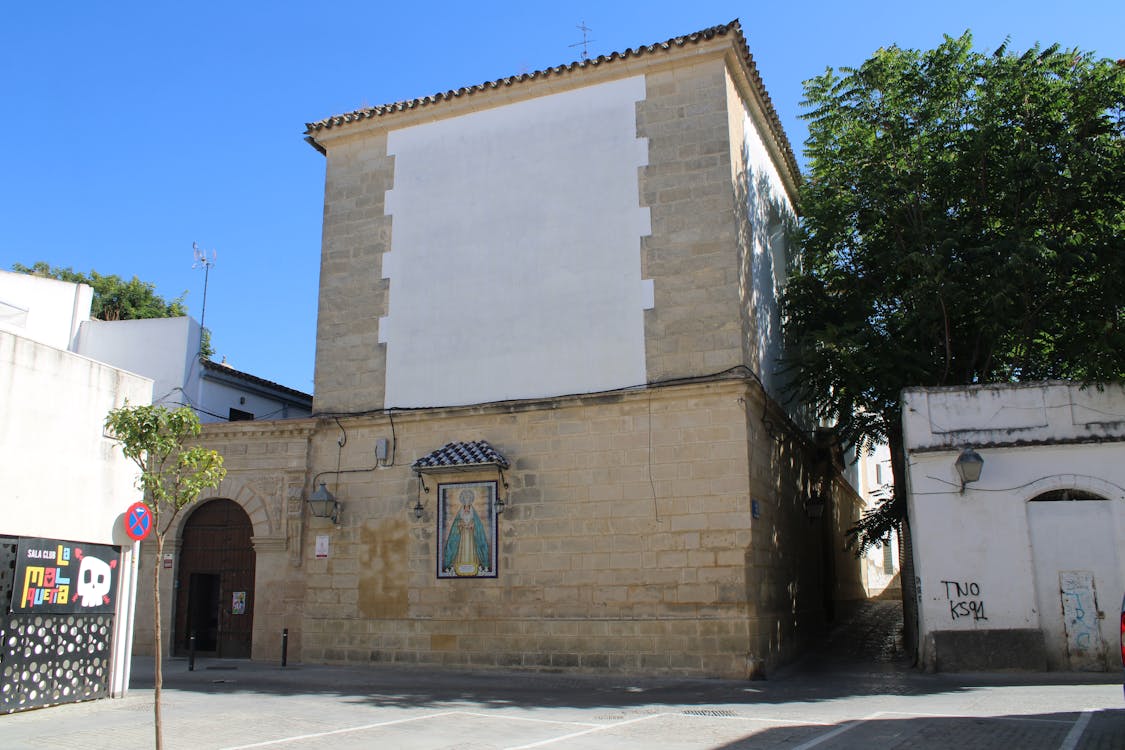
[954,447,984,493]
[307,482,340,524]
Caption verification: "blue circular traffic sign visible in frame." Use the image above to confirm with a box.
[125,501,153,541]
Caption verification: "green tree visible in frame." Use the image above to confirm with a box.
[783,34,1125,551]
[11,261,187,321]
[104,405,225,750]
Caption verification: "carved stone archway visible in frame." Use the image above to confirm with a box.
[173,498,256,657]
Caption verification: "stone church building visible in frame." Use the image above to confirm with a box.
[135,21,864,679]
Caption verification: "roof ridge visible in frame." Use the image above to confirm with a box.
[303,19,798,185]
[201,357,312,401]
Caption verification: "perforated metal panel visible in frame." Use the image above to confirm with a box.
[0,537,14,604]
[0,536,114,713]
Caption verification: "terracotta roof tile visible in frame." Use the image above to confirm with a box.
[412,440,510,471]
[304,19,798,184]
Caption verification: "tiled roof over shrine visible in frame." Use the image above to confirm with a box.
[411,441,510,472]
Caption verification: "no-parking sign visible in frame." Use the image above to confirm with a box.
[125,501,153,541]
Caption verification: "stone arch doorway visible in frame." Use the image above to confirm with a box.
[174,499,256,658]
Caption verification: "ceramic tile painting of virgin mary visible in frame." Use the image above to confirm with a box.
[437,481,497,578]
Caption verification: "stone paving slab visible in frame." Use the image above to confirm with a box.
[3,655,1123,750]
[4,603,1123,748]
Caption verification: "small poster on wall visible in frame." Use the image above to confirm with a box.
[315,534,330,559]
[437,481,498,579]
[232,591,247,615]
[12,537,121,614]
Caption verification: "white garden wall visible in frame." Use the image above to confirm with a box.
[1,329,151,698]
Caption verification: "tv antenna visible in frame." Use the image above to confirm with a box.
[192,242,216,354]
[569,21,595,61]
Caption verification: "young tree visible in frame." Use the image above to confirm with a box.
[11,261,187,320]
[105,405,225,750]
[783,34,1125,551]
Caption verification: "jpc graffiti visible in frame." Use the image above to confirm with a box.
[941,580,988,622]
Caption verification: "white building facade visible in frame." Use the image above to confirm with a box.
[1,306,151,711]
[849,443,900,598]
[902,381,1125,671]
[1,269,312,423]
[0,268,310,712]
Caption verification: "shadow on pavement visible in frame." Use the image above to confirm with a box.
[130,601,1120,710]
[131,658,1119,712]
[713,709,1125,749]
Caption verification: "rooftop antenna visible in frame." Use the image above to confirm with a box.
[569,21,595,61]
[192,242,216,358]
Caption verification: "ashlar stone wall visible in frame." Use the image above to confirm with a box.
[639,56,747,383]
[132,420,315,661]
[295,380,833,678]
[313,132,393,414]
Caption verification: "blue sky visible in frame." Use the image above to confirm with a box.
[2,1,1121,395]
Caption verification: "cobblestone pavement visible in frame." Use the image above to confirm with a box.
[3,602,1123,749]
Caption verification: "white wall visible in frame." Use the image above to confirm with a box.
[737,103,796,402]
[903,382,1125,670]
[379,76,652,408]
[1,329,152,696]
[852,442,893,503]
[77,316,201,409]
[848,443,899,595]
[1,330,152,543]
[198,372,312,422]
[0,269,92,351]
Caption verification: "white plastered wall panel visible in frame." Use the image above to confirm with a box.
[381,76,651,408]
[76,316,201,409]
[728,85,797,403]
[0,269,93,351]
[2,331,152,542]
[742,108,796,402]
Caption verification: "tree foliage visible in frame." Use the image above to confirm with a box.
[106,405,226,526]
[104,404,224,750]
[11,261,187,321]
[783,33,1125,551]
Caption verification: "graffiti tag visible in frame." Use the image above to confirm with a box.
[941,580,988,622]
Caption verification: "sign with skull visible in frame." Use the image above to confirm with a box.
[11,537,121,614]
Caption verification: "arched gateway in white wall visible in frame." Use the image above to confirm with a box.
[1027,489,1119,671]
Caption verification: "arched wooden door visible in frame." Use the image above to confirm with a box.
[174,499,255,658]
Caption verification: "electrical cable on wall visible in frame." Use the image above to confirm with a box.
[647,389,661,522]
[915,472,1125,497]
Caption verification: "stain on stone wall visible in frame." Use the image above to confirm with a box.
[358,520,409,618]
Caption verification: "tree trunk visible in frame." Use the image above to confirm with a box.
[153,533,164,750]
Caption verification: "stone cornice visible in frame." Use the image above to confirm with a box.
[316,373,754,427]
[251,535,288,553]
[200,418,317,441]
